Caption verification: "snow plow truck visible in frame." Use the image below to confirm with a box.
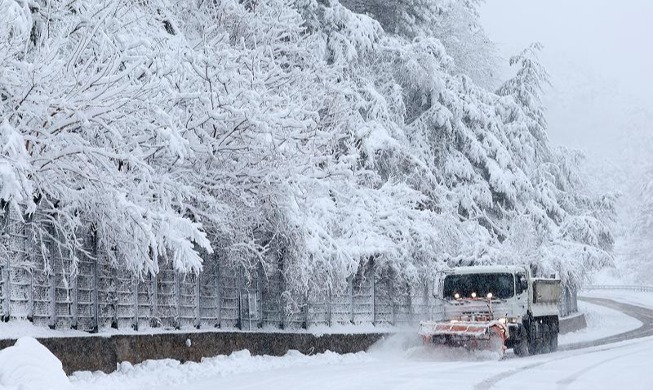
[419,265,561,356]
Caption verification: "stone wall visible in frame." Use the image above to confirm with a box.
[0,332,387,375]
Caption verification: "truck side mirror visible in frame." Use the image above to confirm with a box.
[519,276,528,293]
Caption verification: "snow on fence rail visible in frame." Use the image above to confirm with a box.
[0,210,580,333]
[584,285,653,293]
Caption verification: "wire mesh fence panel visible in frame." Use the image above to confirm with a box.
[30,231,52,328]
[3,208,32,320]
[74,253,96,331]
[391,283,413,327]
[73,228,97,331]
[156,261,178,329]
[96,253,117,329]
[50,230,76,330]
[330,283,353,325]
[136,275,156,330]
[237,267,263,331]
[218,265,240,329]
[115,268,137,329]
[178,273,199,329]
[352,271,374,325]
[8,260,32,320]
[373,273,396,326]
[198,259,220,328]
[282,299,307,330]
[307,290,330,328]
[409,282,432,324]
[239,281,261,331]
[260,266,283,328]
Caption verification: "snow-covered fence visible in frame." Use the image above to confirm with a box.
[0,217,440,331]
[0,210,581,332]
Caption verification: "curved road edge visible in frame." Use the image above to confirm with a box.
[559,296,653,351]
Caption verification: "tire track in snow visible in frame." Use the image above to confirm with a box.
[474,297,653,390]
[555,349,649,389]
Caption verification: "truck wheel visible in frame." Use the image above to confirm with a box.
[540,324,551,354]
[514,337,529,357]
[528,323,539,355]
[549,330,559,352]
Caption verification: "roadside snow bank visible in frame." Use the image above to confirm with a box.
[0,337,71,390]
[70,349,371,390]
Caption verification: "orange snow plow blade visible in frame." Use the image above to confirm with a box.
[419,320,508,353]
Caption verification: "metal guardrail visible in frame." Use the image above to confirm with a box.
[583,285,653,293]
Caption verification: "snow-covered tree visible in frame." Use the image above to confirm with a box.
[0,0,616,313]
[340,0,498,88]
[621,168,653,283]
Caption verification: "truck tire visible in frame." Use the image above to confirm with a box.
[514,337,529,357]
[540,324,551,354]
[528,322,540,355]
[549,330,559,352]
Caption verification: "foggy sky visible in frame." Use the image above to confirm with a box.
[480,0,653,193]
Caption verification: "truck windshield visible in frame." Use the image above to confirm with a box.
[443,273,515,299]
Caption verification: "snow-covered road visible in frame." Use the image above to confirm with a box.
[62,289,653,390]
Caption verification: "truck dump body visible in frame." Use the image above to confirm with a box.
[531,278,562,318]
[533,279,562,303]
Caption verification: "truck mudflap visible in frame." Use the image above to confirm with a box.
[419,320,508,354]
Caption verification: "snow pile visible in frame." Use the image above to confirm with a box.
[71,349,371,390]
[0,337,71,390]
[0,320,90,340]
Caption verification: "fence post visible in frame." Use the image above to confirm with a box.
[216,262,222,327]
[24,221,34,322]
[303,293,309,330]
[48,259,56,329]
[150,272,157,327]
[236,268,242,330]
[328,288,332,327]
[256,266,262,329]
[91,230,99,332]
[349,277,354,324]
[371,268,376,325]
[174,271,181,329]
[3,255,10,320]
[0,204,7,320]
[195,272,201,328]
[132,276,139,330]
[72,261,78,329]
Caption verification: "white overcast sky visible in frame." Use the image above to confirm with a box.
[480,0,653,193]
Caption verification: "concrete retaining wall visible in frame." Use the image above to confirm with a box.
[0,332,387,375]
[559,313,588,335]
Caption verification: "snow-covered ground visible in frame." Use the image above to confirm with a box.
[2,289,653,390]
[559,299,642,345]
